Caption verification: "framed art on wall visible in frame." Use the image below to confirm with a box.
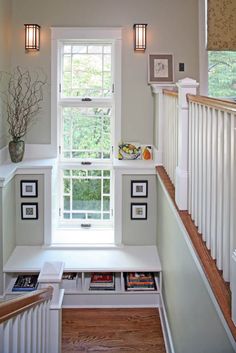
[21,203,38,220]
[148,54,173,83]
[131,203,147,220]
[20,180,38,198]
[131,180,148,198]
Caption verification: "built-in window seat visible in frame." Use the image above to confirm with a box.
[3,245,162,308]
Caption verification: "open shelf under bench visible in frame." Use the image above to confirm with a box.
[3,245,162,308]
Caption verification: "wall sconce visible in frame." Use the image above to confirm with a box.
[24,24,40,51]
[133,24,147,51]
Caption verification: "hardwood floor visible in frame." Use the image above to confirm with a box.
[62,308,166,353]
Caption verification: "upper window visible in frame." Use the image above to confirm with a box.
[62,43,112,98]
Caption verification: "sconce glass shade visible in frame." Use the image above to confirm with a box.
[134,24,147,51]
[24,24,40,51]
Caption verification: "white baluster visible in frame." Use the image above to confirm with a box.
[216,110,224,270]
[198,104,203,234]
[210,108,218,259]
[230,114,236,286]
[232,250,236,324]
[191,102,196,220]
[26,308,33,353]
[0,324,4,353]
[222,112,231,281]
[194,103,199,227]
[19,311,27,353]
[202,105,207,241]
[188,102,192,213]
[206,106,212,250]
[12,316,20,353]
[3,319,12,353]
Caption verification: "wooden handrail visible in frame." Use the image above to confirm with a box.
[163,89,178,97]
[0,287,53,324]
[187,94,236,114]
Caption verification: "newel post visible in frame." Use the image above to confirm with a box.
[175,78,198,210]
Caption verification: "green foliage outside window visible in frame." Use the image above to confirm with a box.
[208,51,236,98]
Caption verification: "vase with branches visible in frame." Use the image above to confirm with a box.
[0,66,46,162]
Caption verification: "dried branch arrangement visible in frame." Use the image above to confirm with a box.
[1,66,46,142]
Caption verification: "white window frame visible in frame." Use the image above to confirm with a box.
[51,27,122,245]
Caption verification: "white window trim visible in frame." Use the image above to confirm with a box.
[51,27,122,245]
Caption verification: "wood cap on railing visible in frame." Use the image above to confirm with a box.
[0,286,53,324]
[187,94,236,114]
[163,89,179,97]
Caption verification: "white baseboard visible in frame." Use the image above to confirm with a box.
[159,293,175,353]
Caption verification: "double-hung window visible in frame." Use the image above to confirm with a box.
[52,28,121,243]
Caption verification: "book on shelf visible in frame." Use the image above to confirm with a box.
[62,272,77,280]
[12,274,39,292]
[125,272,156,291]
[89,272,115,291]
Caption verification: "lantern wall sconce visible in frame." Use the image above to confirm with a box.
[133,24,147,51]
[24,24,40,51]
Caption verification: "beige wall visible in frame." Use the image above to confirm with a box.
[156,176,234,353]
[10,0,199,145]
[15,175,44,245]
[0,0,11,149]
[122,175,157,245]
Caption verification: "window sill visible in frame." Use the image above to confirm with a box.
[51,228,115,247]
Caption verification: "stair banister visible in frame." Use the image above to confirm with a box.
[0,287,53,353]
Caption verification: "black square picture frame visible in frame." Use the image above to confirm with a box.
[20,180,38,198]
[21,203,38,220]
[131,180,148,198]
[131,203,147,220]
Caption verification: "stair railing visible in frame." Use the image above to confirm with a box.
[0,287,53,353]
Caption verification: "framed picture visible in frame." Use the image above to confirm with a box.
[131,203,147,220]
[131,180,148,198]
[20,180,38,198]
[21,203,38,220]
[148,54,173,83]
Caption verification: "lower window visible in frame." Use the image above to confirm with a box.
[60,168,113,229]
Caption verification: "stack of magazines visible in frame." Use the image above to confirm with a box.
[12,274,38,292]
[125,272,156,291]
[89,272,115,291]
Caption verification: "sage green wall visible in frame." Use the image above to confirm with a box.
[15,175,44,245]
[0,0,11,149]
[122,175,156,245]
[11,0,199,145]
[156,177,234,353]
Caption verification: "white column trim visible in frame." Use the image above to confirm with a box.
[175,78,199,210]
